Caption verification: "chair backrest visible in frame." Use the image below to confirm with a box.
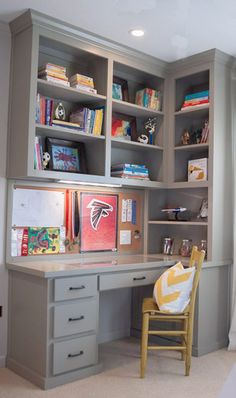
[188,246,205,315]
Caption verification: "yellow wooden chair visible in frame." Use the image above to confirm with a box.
[140,246,205,378]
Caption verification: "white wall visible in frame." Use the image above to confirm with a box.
[0,23,11,366]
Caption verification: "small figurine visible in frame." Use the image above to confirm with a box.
[191,128,202,144]
[181,129,190,145]
[138,134,149,144]
[144,117,157,145]
[54,102,66,120]
[42,152,50,169]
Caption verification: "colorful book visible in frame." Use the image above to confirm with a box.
[185,90,209,101]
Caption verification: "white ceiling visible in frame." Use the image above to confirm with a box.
[1,0,236,61]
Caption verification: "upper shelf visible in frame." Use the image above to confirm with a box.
[174,143,209,151]
[35,124,105,143]
[111,138,163,151]
[174,104,209,117]
[112,99,164,118]
[37,79,106,104]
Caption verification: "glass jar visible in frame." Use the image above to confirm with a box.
[179,239,192,257]
[199,240,207,256]
[162,237,174,255]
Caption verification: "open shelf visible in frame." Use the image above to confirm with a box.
[174,104,209,117]
[112,99,164,118]
[36,124,105,142]
[111,138,163,151]
[37,79,107,104]
[175,143,209,151]
[148,220,208,226]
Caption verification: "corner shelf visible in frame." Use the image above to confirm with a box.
[37,79,107,104]
[111,138,163,151]
[112,99,164,118]
[174,104,209,117]
[169,181,209,189]
[174,143,209,151]
[148,220,208,226]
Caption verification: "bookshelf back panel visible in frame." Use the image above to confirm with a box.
[175,70,209,112]
[39,37,108,95]
[149,188,208,221]
[148,224,208,256]
[113,62,164,107]
[175,111,209,146]
[175,150,209,182]
[111,147,163,182]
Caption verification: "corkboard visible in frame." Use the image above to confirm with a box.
[12,185,144,256]
[117,191,143,253]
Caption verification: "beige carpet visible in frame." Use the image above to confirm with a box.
[0,338,236,398]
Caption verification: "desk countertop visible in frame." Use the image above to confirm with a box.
[6,254,232,278]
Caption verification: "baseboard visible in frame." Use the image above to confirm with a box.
[0,355,6,367]
[98,329,131,344]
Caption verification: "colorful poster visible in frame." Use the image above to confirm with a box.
[28,227,60,255]
[80,193,118,252]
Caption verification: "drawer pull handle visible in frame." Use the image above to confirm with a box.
[68,316,84,322]
[133,276,146,281]
[68,350,84,358]
[69,285,85,291]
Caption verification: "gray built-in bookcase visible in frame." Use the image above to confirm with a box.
[8,10,233,263]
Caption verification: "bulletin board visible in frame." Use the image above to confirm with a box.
[10,185,143,257]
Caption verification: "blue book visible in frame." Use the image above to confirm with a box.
[45,98,51,126]
[185,90,209,101]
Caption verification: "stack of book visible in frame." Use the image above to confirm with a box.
[38,63,69,87]
[111,163,150,180]
[69,73,97,94]
[70,107,104,135]
[181,90,209,110]
[135,88,161,111]
[34,136,43,170]
[51,120,82,130]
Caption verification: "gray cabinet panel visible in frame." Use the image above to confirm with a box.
[53,298,98,338]
[54,275,97,301]
[53,334,97,375]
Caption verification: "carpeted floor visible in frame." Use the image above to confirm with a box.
[0,338,236,398]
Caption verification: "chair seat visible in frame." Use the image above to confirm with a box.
[142,297,189,316]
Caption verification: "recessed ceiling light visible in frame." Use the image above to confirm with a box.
[129,29,145,37]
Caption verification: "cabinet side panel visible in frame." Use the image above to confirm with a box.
[7,271,47,376]
[8,27,37,178]
[211,63,233,261]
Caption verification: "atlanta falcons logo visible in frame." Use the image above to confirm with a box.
[87,199,113,230]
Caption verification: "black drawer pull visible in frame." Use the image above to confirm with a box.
[133,276,146,281]
[68,350,84,358]
[69,285,85,291]
[68,316,84,322]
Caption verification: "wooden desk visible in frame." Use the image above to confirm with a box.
[6,255,231,389]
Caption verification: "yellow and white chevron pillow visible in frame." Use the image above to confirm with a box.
[153,262,195,313]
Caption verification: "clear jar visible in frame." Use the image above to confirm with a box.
[179,239,192,257]
[199,240,207,256]
[162,237,174,255]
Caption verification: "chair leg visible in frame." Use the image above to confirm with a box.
[140,312,149,378]
[185,317,193,376]
[181,319,187,361]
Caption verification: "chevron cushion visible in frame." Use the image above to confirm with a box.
[153,262,195,313]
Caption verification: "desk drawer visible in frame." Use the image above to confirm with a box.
[99,269,162,291]
[53,334,97,375]
[54,275,97,301]
[53,298,98,338]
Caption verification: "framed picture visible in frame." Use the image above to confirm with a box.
[112,116,137,141]
[46,138,87,173]
[80,192,118,252]
[112,76,129,102]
